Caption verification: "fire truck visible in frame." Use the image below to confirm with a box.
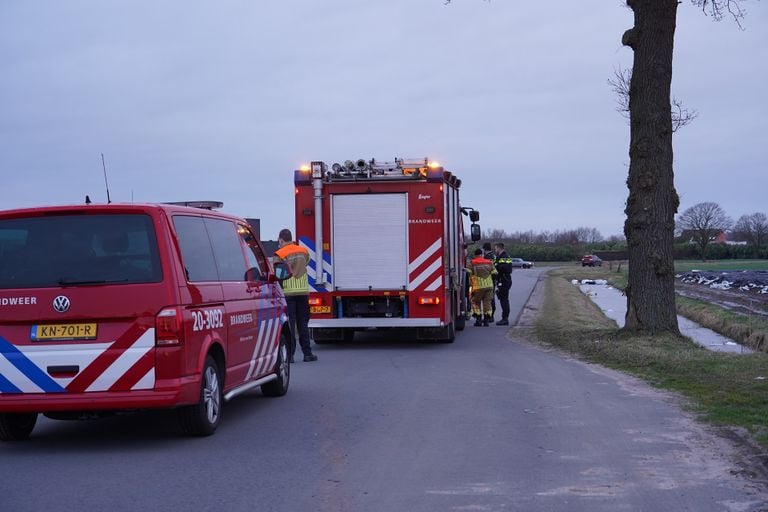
[293,158,481,343]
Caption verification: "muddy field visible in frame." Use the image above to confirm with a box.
[676,271,768,318]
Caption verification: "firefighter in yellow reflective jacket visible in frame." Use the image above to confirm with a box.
[468,248,497,326]
[275,228,317,362]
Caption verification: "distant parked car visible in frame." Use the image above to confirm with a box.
[581,254,603,267]
[511,257,534,269]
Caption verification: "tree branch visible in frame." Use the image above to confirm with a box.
[608,67,697,132]
[692,0,747,29]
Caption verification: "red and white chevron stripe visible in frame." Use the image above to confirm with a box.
[408,238,443,292]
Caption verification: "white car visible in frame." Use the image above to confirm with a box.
[511,258,533,269]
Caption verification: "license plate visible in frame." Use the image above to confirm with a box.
[31,323,98,341]
[310,306,331,314]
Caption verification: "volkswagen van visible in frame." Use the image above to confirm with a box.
[0,203,290,439]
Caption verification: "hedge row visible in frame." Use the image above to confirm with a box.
[471,242,768,262]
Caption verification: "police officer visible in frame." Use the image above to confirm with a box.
[493,242,513,326]
[482,242,497,320]
[274,228,318,362]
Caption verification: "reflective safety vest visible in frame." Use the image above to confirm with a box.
[469,256,496,290]
[274,243,310,296]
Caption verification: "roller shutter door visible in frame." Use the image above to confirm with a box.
[332,194,408,290]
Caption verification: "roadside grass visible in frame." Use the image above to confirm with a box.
[535,269,768,447]
[675,260,768,272]
[533,261,580,267]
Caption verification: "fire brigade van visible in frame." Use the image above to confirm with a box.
[293,158,481,343]
[0,202,291,440]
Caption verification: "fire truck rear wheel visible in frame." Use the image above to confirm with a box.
[178,355,222,436]
[313,329,354,344]
[0,412,38,441]
[439,322,456,344]
[262,330,291,397]
[455,307,466,331]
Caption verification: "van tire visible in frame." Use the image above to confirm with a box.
[0,413,38,441]
[178,356,222,436]
[262,331,291,397]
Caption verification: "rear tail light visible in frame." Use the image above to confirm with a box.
[418,296,440,305]
[156,307,184,346]
[308,297,322,306]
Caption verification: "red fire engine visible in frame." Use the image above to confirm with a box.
[293,158,481,343]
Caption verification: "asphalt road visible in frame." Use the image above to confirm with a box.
[1,268,766,511]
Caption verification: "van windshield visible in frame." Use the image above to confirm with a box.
[0,213,163,289]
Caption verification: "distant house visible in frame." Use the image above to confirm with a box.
[678,229,728,245]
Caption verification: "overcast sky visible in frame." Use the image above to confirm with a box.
[1,1,766,241]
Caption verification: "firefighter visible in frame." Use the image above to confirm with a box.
[275,228,318,362]
[482,242,497,320]
[493,242,513,326]
[468,248,497,327]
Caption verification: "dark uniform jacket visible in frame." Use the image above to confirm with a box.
[494,251,513,287]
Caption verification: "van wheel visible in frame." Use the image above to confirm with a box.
[262,331,290,397]
[0,413,38,441]
[178,356,222,436]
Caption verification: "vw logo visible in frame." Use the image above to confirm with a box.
[53,296,71,313]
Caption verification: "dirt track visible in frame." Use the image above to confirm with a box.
[675,281,768,318]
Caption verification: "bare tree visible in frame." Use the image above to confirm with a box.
[733,212,768,249]
[535,231,553,244]
[483,228,508,240]
[677,202,733,260]
[608,67,698,132]
[553,229,580,245]
[447,0,753,334]
[574,226,604,244]
[621,0,749,334]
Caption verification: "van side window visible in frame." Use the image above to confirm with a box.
[172,216,219,282]
[237,224,268,281]
[204,218,249,281]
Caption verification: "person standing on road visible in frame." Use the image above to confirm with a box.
[493,242,513,326]
[274,228,318,363]
[482,242,497,320]
[468,248,497,327]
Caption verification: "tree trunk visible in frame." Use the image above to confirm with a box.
[622,0,680,335]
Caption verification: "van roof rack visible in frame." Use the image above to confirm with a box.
[164,201,224,210]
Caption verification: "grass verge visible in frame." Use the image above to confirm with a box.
[675,260,768,272]
[677,296,768,352]
[535,269,768,448]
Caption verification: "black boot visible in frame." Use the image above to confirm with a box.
[473,315,482,327]
[483,316,490,327]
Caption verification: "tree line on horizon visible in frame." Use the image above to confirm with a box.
[482,202,767,262]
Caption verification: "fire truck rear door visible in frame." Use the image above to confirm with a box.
[332,193,408,290]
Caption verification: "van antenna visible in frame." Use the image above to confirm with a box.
[101,153,112,204]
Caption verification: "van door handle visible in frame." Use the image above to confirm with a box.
[48,365,79,378]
